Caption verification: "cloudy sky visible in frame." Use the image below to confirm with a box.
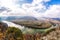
[0,0,60,18]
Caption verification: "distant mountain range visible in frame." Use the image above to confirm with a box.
[0,16,60,21]
[18,16,37,21]
[0,16,37,21]
[51,18,60,21]
[43,17,60,21]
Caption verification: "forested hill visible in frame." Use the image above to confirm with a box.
[0,22,23,40]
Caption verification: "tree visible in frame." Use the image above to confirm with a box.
[6,27,23,40]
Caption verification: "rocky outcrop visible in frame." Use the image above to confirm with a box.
[0,22,8,32]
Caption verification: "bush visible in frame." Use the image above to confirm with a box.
[6,27,23,40]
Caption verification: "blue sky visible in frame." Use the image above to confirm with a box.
[17,0,60,8]
[18,0,60,5]
[0,0,60,18]
[18,0,33,4]
[17,0,33,7]
[44,0,60,8]
[46,0,60,5]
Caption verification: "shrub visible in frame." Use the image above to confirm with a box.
[6,27,23,40]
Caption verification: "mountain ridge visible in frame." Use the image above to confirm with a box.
[0,16,37,21]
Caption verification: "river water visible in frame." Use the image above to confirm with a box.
[2,21,50,34]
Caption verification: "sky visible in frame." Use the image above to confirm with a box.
[0,0,60,18]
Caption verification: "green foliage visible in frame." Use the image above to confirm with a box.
[22,27,54,35]
[6,27,23,40]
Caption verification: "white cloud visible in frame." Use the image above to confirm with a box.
[0,0,60,18]
[44,5,60,18]
[0,0,46,17]
[0,0,15,10]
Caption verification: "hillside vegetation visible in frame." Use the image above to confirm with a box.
[0,22,23,40]
[0,20,60,40]
[12,20,53,28]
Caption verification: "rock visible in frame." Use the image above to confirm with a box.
[0,21,8,32]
